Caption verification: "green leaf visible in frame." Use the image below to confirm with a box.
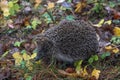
[31,20,38,30]
[8,1,14,7]
[88,57,93,64]
[100,52,111,59]
[26,76,32,80]
[67,0,72,2]
[93,55,98,61]
[109,1,116,8]
[14,41,21,47]
[14,4,20,11]
[21,50,27,54]
[13,0,18,3]
[66,15,75,21]
[20,60,26,69]
[9,8,15,15]
[42,12,52,23]
[26,25,32,29]
[74,60,83,72]
[110,36,120,44]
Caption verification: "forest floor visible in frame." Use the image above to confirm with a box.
[0,0,120,80]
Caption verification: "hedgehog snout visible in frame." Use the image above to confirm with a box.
[35,51,45,61]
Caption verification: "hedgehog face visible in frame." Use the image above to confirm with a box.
[35,36,53,61]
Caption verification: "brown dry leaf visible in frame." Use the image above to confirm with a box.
[65,68,75,73]
[34,0,42,8]
[47,2,54,9]
[91,69,101,80]
[0,0,8,10]
[113,11,120,19]
[75,1,86,13]
[112,48,119,53]
[58,69,79,77]
[113,27,120,36]
[24,21,30,26]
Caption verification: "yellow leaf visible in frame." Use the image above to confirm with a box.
[35,60,41,64]
[105,45,112,50]
[12,52,23,65]
[22,53,31,61]
[26,61,33,70]
[93,19,104,27]
[47,2,54,9]
[113,27,120,36]
[104,20,112,25]
[76,68,83,74]
[30,53,37,59]
[34,0,42,8]
[81,66,88,77]
[91,69,101,79]
[112,48,119,53]
[75,2,86,13]
[12,52,21,59]
[0,0,10,17]
[3,9,10,17]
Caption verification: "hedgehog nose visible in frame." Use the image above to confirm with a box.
[34,56,40,61]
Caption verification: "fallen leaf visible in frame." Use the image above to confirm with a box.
[91,69,101,80]
[47,2,55,9]
[58,69,78,77]
[26,61,33,70]
[22,53,31,61]
[80,66,88,77]
[3,9,10,16]
[93,19,104,27]
[75,1,86,13]
[113,27,120,36]
[114,11,120,19]
[104,20,112,25]
[65,68,75,73]
[112,48,119,53]
[105,45,112,50]
[34,0,42,8]
[24,20,30,27]
[30,53,37,59]
[8,24,14,28]
[12,52,23,65]
[62,2,71,8]
[0,0,10,17]
[56,0,65,3]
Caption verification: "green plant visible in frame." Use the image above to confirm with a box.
[88,55,99,64]
[100,52,111,59]
[91,0,104,13]
[14,40,25,47]
[110,36,120,44]
[8,1,20,16]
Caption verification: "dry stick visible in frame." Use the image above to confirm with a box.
[70,9,76,18]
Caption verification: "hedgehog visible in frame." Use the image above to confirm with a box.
[34,20,99,63]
